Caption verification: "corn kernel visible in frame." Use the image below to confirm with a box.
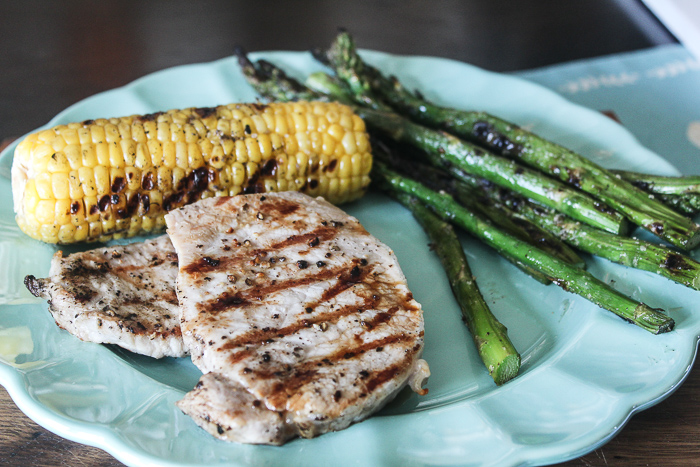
[78,167,97,197]
[75,127,89,145]
[125,167,141,191]
[156,121,170,142]
[47,152,71,173]
[108,142,124,168]
[68,171,82,199]
[51,136,67,153]
[296,152,309,177]
[72,223,88,242]
[362,152,373,175]
[175,142,188,169]
[35,173,53,199]
[245,137,262,163]
[209,145,225,169]
[61,128,80,145]
[274,114,289,135]
[102,215,116,235]
[39,224,59,243]
[245,161,258,182]
[328,124,345,141]
[121,139,137,166]
[263,179,276,193]
[171,122,185,142]
[326,110,340,124]
[342,132,358,157]
[217,118,231,135]
[296,132,311,154]
[51,173,70,199]
[163,141,177,168]
[31,143,54,162]
[283,134,298,155]
[327,177,340,201]
[183,124,198,143]
[80,144,98,168]
[172,167,186,190]
[94,166,110,195]
[310,131,323,153]
[35,199,55,224]
[88,221,102,239]
[257,133,273,159]
[37,130,56,144]
[186,143,203,169]
[58,223,76,243]
[55,199,72,226]
[193,119,207,137]
[147,140,163,167]
[90,125,106,144]
[22,180,39,210]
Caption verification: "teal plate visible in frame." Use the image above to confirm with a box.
[0,50,697,467]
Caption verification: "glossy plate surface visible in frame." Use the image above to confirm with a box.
[0,50,697,467]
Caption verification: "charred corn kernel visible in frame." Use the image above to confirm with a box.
[12,101,371,243]
[246,161,258,181]
[209,145,225,169]
[125,167,141,191]
[172,167,186,190]
[188,143,205,168]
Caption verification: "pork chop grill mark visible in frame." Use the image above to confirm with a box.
[196,260,372,315]
[218,293,384,351]
[260,336,421,408]
[180,224,352,276]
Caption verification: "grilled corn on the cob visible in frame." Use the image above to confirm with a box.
[11,101,372,244]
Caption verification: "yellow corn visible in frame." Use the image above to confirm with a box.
[11,101,373,244]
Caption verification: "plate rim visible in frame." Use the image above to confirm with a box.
[0,48,696,467]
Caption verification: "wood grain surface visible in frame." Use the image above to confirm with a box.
[2,1,695,466]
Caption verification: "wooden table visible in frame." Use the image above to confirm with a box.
[2,1,697,465]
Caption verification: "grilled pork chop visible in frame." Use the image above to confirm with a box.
[24,235,186,358]
[166,192,430,444]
